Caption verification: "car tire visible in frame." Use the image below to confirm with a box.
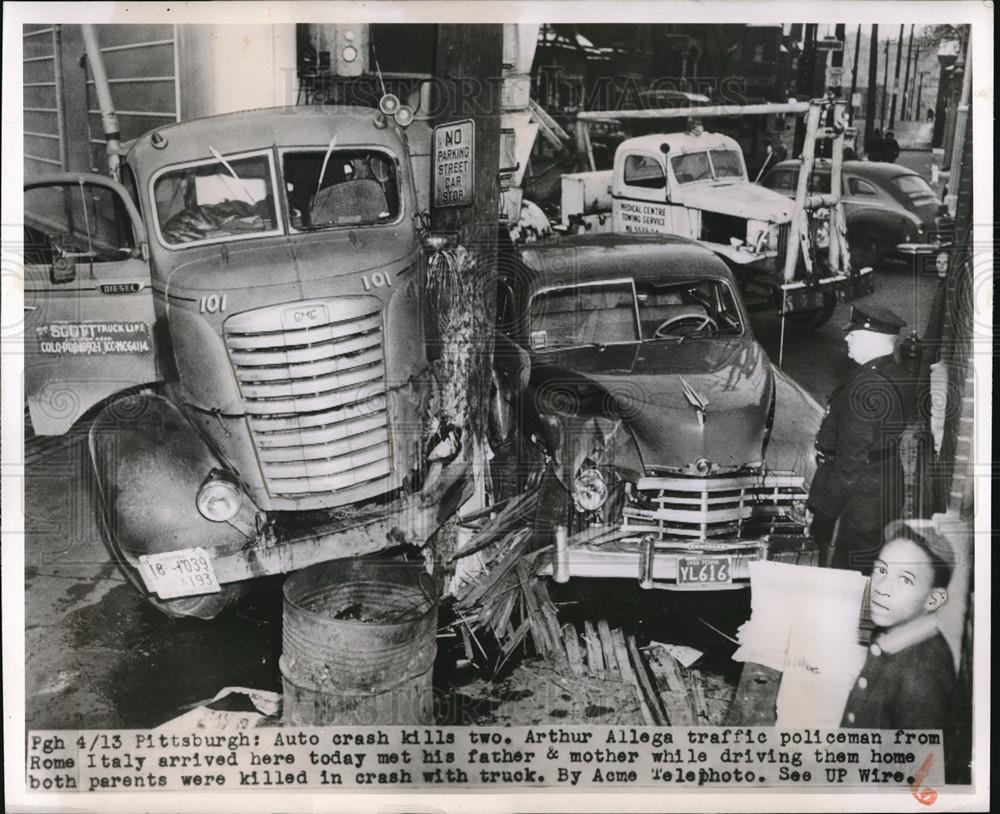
[848,233,883,271]
[782,296,837,332]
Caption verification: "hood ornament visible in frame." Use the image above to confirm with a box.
[680,376,709,428]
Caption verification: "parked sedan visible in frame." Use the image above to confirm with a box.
[490,233,822,591]
[759,159,954,272]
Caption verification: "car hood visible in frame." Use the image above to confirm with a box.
[673,182,793,223]
[530,338,772,472]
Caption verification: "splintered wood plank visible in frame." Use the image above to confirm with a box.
[627,635,670,726]
[611,627,655,726]
[724,662,781,726]
[583,620,605,677]
[535,582,568,666]
[563,626,586,676]
[597,619,620,676]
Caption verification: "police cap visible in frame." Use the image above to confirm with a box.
[843,304,906,335]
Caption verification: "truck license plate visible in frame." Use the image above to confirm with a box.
[677,556,732,586]
[138,547,221,599]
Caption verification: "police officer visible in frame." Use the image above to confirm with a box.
[808,305,909,573]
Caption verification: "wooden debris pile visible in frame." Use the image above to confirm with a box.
[644,645,736,727]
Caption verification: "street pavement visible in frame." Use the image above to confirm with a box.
[19,148,943,731]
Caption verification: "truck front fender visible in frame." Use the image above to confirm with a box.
[88,394,256,566]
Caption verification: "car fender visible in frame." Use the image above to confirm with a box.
[88,393,257,564]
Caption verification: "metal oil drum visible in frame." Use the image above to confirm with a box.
[280,558,437,725]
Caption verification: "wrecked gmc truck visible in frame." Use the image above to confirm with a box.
[561,100,875,331]
[23,105,468,619]
[491,234,823,590]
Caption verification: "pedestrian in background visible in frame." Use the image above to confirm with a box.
[881,131,901,164]
[863,127,883,161]
[807,305,909,573]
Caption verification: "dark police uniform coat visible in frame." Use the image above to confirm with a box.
[840,615,956,731]
[810,353,908,572]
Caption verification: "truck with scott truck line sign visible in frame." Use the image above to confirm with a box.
[559,97,875,335]
[23,95,471,620]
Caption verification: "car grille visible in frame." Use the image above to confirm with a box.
[621,472,806,540]
[224,297,391,498]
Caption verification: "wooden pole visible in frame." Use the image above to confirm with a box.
[889,24,904,128]
[848,25,862,125]
[864,24,879,143]
[901,25,915,120]
[429,24,503,456]
[879,35,889,130]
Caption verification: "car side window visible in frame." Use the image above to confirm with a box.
[848,177,879,196]
[624,154,666,189]
[24,182,136,267]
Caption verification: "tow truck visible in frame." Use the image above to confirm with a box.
[558,97,875,339]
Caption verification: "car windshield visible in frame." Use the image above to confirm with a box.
[283,149,400,230]
[672,149,745,184]
[154,150,278,246]
[527,277,742,350]
[892,174,938,208]
[636,278,743,339]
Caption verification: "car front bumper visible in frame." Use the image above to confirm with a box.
[535,528,819,591]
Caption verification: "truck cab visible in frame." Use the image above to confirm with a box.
[23,105,466,619]
[560,102,875,330]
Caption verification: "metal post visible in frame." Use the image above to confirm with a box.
[889,24,904,128]
[915,71,925,122]
[80,24,120,179]
[828,99,845,273]
[901,25,915,120]
[783,101,821,284]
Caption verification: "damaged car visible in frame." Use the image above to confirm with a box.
[490,233,823,590]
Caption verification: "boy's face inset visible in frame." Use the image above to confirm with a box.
[869,538,947,628]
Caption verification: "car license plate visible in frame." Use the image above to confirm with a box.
[677,556,733,586]
[138,547,221,599]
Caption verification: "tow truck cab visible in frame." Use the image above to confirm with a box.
[23,105,463,619]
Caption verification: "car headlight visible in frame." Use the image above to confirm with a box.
[573,466,608,513]
[196,470,242,522]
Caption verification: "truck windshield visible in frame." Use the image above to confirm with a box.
[153,150,278,246]
[672,149,745,184]
[283,149,400,230]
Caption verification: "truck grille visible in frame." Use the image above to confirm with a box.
[621,472,806,540]
[224,297,391,498]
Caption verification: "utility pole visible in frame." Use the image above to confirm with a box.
[880,35,890,129]
[429,24,503,491]
[901,24,915,120]
[889,24,904,128]
[864,24,879,143]
[848,24,862,124]
[915,71,925,122]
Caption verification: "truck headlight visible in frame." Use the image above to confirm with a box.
[573,466,608,513]
[196,470,242,523]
